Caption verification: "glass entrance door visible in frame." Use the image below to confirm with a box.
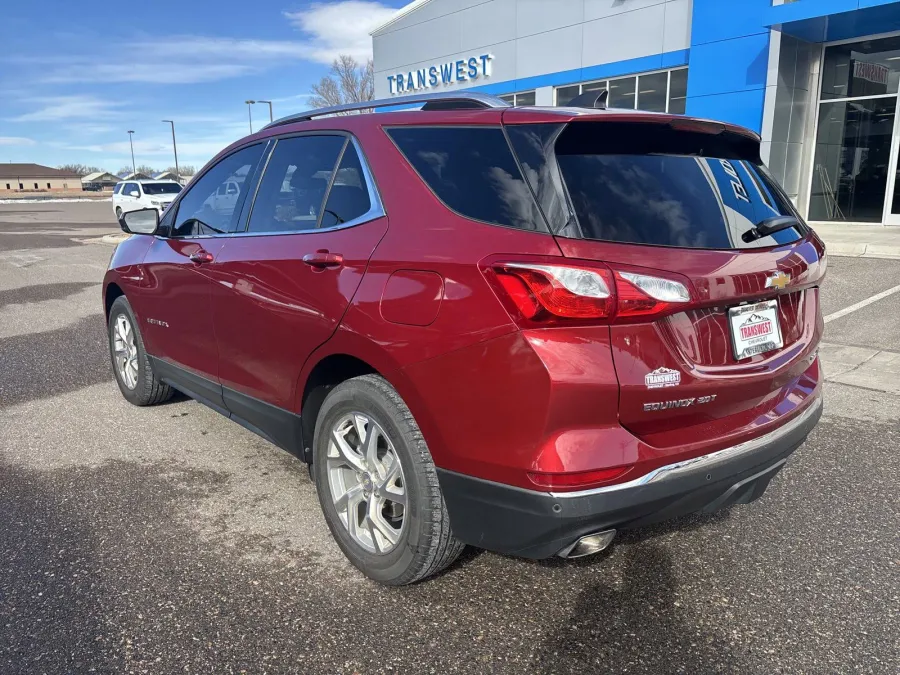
[885,109,900,224]
[809,35,900,224]
[810,98,896,221]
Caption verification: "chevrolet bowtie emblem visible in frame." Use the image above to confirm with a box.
[766,272,790,290]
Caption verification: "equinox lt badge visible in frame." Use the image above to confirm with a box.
[644,394,717,412]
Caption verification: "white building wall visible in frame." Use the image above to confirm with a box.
[373,0,692,98]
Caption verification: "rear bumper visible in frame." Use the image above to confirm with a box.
[438,395,822,559]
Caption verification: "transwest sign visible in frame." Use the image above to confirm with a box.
[387,53,494,95]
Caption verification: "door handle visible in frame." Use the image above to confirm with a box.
[302,250,343,269]
[189,249,214,264]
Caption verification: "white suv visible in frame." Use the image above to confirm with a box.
[113,180,182,220]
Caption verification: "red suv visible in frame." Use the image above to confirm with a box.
[104,92,825,585]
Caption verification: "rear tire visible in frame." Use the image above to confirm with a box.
[313,375,464,585]
[107,296,173,406]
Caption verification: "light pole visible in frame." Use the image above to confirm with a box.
[257,100,273,123]
[127,130,136,176]
[245,100,255,133]
[162,120,179,182]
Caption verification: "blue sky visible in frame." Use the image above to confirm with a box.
[0,0,406,173]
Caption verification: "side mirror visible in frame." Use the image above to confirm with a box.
[129,190,140,197]
[120,207,159,235]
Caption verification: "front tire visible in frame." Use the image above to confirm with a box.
[107,296,173,406]
[115,206,123,220]
[313,375,464,585]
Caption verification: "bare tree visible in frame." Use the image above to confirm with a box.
[58,164,102,176]
[165,165,195,176]
[309,55,374,111]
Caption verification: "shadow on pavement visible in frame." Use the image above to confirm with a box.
[533,542,743,674]
[0,282,99,309]
[0,313,111,408]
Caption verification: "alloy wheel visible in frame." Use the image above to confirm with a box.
[326,412,407,554]
[113,314,139,390]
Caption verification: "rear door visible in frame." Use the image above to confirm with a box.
[210,133,388,424]
[507,119,826,445]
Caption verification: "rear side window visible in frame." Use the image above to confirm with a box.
[248,135,345,233]
[113,183,122,194]
[551,122,804,249]
[319,142,372,229]
[387,127,546,231]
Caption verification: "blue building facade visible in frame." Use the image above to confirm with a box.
[374,0,900,224]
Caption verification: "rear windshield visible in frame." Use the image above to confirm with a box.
[531,121,804,249]
[142,182,182,195]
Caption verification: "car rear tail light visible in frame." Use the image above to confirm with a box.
[527,466,632,491]
[488,260,691,325]
[494,263,614,320]
[615,271,690,318]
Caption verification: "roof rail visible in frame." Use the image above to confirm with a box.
[263,91,511,129]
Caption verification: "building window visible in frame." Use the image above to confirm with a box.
[47,182,51,189]
[669,68,688,114]
[499,90,536,106]
[19,183,23,189]
[4,184,9,190]
[555,67,688,114]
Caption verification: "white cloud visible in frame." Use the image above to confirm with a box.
[42,60,257,85]
[0,136,36,146]
[8,95,124,122]
[284,1,397,64]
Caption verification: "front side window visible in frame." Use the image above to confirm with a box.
[387,126,546,231]
[247,135,345,233]
[170,143,265,237]
[124,182,139,196]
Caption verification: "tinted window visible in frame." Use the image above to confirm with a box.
[608,76,636,108]
[387,127,546,231]
[506,124,570,232]
[124,182,139,195]
[248,135,345,233]
[113,183,122,194]
[170,143,264,237]
[637,71,667,112]
[142,182,182,195]
[668,69,688,114]
[319,142,372,228]
[554,123,803,249]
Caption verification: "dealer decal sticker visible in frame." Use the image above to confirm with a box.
[645,367,681,389]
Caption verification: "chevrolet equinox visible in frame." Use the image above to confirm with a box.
[104,91,825,585]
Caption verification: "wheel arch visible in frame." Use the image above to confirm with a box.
[104,282,125,318]
[296,337,446,468]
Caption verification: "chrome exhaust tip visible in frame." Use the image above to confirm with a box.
[557,529,616,559]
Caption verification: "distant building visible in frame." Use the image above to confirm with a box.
[82,171,120,191]
[118,171,153,181]
[0,163,82,192]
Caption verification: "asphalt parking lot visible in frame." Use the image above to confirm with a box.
[0,202,897,674]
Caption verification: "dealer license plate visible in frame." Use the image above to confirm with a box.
[728,300,783,360]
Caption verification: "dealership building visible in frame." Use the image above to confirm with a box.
[373,0,900,226]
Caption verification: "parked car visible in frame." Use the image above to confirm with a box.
[103,92,825,585]
[112,180,182,220]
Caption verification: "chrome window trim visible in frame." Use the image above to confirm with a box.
[549,396,823,499]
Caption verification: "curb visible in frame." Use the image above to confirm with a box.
[827,242,900,259]
[100,233,131,245]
